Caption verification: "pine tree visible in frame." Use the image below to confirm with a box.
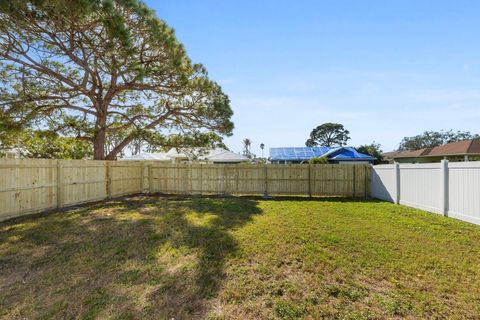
[0,0,233,159]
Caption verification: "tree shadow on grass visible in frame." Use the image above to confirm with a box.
[0,195,262,319]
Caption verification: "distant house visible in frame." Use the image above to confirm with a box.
[269,147,375,164]
[382,151,401,163]
[121,152,171,161]
[0,147,26,159]
[394,140,480,163]
[120,148,249,164]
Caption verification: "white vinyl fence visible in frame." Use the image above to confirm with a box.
[371,160,480,225]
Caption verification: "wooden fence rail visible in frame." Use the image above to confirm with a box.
[0,159,371,222]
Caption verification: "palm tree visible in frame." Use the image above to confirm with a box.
[260,143,265,158]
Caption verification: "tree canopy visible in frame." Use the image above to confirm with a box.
[0,0,233,159]
[356,142,383,164]
[305,123,350,147]
[398,130,479,151]
[3,129,92,159]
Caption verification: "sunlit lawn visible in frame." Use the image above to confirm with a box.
[1,195,480,319]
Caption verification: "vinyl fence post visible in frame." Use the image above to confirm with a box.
[441,159,449,216]
[394,162,400,204]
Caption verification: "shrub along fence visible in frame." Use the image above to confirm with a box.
[0,158,371,222]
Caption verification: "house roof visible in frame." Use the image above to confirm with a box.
[427,139,480,156]
[382,151,401,160]
[269,147,331,161]
[120,148,248,162]
[394,148,433,158]
[165,148,248,162]
[269,146,375,161]
[394,140,480,159]
[203,149,249,162]
[120,152,170,161]
[326,147,376,161]
[206,150,249,162]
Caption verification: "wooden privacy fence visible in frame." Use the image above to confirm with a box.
[150,163,371,197]
[0,159,146,222]
[0,159,371,222]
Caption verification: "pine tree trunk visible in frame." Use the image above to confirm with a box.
[93,115,107,160]
[93,131,106,160]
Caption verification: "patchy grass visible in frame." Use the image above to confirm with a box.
[2,196,480,319]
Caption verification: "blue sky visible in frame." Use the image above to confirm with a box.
[148,0,480,155]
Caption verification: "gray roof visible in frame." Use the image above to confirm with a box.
[120,148,248,163]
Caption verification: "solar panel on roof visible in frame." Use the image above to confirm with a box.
[269,147,331,161]
[269,146,376,161]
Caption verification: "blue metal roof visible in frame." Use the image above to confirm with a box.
[327,147,376,161]
[269,147,375,161]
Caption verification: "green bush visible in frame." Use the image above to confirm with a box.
[309,157,328,164]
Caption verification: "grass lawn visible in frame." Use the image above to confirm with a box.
[2,196,480,319]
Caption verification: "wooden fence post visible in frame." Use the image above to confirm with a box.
[148,164,153,194]
[264,164,269,198]
[106,161,112,198]
[308,164,312,198]
[352,165,356,198]
[223,164,227,195]
[139,162,143,194]
[187,163,192,195]
[56,160,62,208]
[200,164,203,195]
[364,165,369,199]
